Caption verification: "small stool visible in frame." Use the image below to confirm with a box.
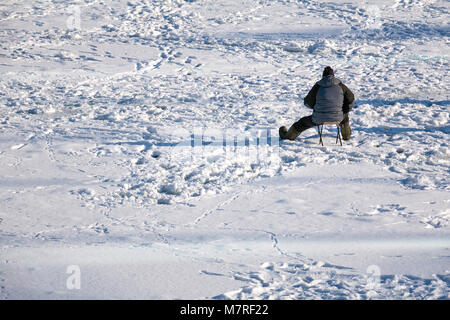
[317,122,342,146]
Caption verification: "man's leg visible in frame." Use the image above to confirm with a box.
[279,115,316,140]
[340,114,351,140]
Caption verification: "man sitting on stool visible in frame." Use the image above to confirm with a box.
[279,66,354,141]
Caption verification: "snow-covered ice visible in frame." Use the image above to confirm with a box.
[0,0,449,299]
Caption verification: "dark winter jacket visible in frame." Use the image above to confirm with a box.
[303,76,354,124]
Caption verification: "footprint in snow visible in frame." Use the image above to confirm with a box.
[421,210,450,229]
[151,151,161,159]
[11,144,25,150]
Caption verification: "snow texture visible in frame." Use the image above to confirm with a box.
[0,0,449,299]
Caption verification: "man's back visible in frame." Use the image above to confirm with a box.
[313,76,345,124]
[304,74,355,125]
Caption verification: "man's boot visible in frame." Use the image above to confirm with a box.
[340,119,352,140]
[279,125,301,141]
[279,126,288,139]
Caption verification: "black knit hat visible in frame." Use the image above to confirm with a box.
[322,66,334,77]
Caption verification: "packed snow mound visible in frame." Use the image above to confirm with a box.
[216,262,449,300]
